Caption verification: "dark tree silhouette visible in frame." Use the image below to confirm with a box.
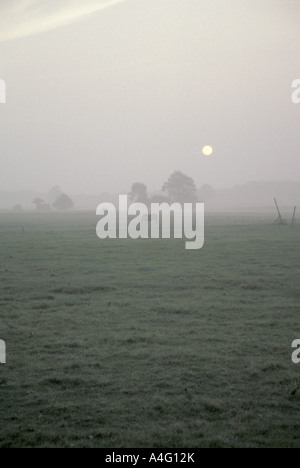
[53,194,74,211]
[32,198,44,209]
[32,198,51,211]
[162,171,198,204]
[129,183,149,204]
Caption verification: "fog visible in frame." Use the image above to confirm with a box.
[0,0,300,196]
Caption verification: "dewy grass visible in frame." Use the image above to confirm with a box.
[0,212,299,448]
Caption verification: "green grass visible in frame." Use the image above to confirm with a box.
[0,212,299,448]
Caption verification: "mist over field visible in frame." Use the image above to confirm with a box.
[0,181,300,212]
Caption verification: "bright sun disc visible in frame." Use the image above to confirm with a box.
[202,146,213,156]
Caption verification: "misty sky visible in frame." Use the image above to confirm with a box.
[0,0,299,194]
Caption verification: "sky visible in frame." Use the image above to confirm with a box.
[0,0,299,194]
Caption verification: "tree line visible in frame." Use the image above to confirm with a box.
[129,170,214,205]
[13,171,214,212]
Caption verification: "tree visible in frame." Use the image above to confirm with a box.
[162,171,198,204]
[129,183,149,204]
[53,194,74,211]
[32,198,51,212]
[33,198,44,209]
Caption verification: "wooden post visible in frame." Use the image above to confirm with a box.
[274,198,284,225]
[292,207,297,228]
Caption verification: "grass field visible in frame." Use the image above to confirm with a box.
[0,212,299,448]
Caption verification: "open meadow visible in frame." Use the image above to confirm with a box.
[0,212,299,448]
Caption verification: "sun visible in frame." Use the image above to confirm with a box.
[202,146,213,156]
